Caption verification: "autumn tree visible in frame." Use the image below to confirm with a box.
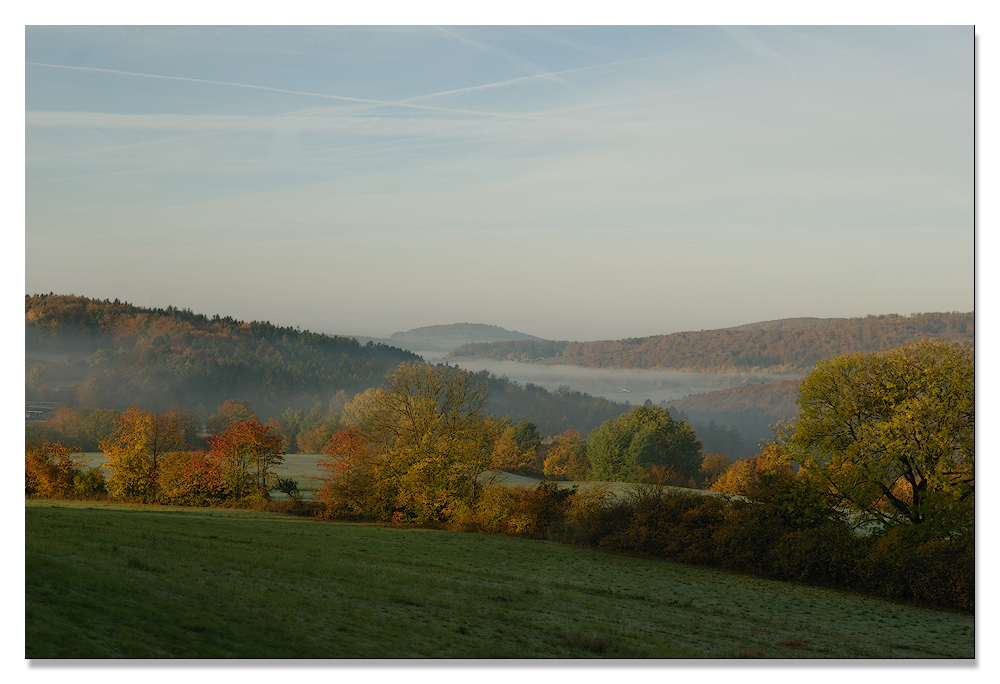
[209,418,284,500]
[206,399,256,435]
[317,429,384,517]
[586,405,702,482]
[100,407,187,501]
[278,403,341,453]
[165,406,203,447]
[785,341,974,533]
[698,453,733,488]
[157,450,225,504]
[542,430,589,481]
[25,440,85,497]
[337,361,519,523]
[296,417,342,454]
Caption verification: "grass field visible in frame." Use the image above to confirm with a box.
[26,500,973,659]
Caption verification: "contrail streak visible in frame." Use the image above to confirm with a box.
[25,62,533,119]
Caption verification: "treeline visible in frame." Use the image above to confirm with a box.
[448,312,974,372]
[26,379,626,455]
[26,397,348,456]
[667,379,803,456]
[450,339,571,362]
[558,471,973,611]
[26,407,292,505]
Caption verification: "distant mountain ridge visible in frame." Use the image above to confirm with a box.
[448,312,974,373]
[356,323,541,353]
[727,317,844,332]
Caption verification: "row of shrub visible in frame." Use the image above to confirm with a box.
[434,477,973,613]
[573,487,972,611]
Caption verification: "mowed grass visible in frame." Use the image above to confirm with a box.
[26,500,973,659]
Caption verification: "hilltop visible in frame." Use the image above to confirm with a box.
[448,312,974,373]
[355,323,541,353]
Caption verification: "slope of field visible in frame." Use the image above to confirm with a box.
[26,501,973,658]
[448,312,974,373]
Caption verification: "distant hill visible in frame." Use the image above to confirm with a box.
[357,323,541,353]
[448,312,974,373]
[727,317,844,332]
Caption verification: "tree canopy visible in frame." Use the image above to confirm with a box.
[586,405,702,482]
[786,341,974,533]
[329,362,531,522]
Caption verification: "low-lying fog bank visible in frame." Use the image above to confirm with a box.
[433,356,803,405]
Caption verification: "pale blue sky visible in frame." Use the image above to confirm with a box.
[25,26,973,340]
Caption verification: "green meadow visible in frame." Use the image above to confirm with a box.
[26,500,972,659]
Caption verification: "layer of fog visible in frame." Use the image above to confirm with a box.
[421,354,804,405]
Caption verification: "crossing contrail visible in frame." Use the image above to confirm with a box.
[25,61,531,119]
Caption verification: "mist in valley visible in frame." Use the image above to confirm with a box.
[423,353,803,406]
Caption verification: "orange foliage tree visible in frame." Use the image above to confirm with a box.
[157,450,226,504]
[25,440,85,497]
[208,418,284,500]
[206,400,257,435]
[317,429,382,517]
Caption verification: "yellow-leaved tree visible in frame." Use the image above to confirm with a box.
[785,341,974,534]
[329,362,526,523]
[100,406,187,501]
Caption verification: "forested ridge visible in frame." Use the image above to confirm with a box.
[25,294,628,435]
[448,312,974,372]
[667,379,802,456]
[26,294,420,418]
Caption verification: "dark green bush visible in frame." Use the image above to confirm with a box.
[856,526,974,611]
[72,467,107,496]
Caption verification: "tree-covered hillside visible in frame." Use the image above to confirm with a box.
[448,312,974,373]
[25,294,421,419]
[666,379,803,454]
[25,294,628,435]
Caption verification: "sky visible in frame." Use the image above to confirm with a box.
[25,25,974,341]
